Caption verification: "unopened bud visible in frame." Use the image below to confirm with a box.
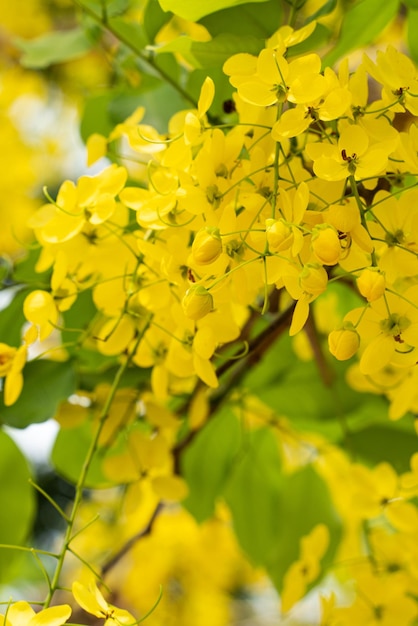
[311,225,341,266]
[266,219,292,252]
[357,268,385,302]
[300,264,328,298]
[182,285,213,320]
[192,228,222,265]
[328,326,360,360]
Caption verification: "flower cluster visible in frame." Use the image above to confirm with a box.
[18,30,418,423]
[5,15,418,626]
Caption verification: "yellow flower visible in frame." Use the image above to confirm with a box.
[328,326,360,361]
[192,227,223,265]
[309,124,394,181]
[23,290,59,342]
[0,343,27,406]
[182,285,214,321]
[0,601,71,626]
[29,165,127,243]
[72,580,135,625]
[311,225,342,266]
[363,45,418,116]
[356,268,386,302]
[281,524,330,614]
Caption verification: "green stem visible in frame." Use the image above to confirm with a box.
[72,0,198,109]
[43,324,149,608]
[349,175,377,266]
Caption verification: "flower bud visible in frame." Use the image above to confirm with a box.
[328,326,360,360]
[182,285,213,320]
[192,228,222,265]
[266,218,292,252]
[311,225,341,266]
[299,264,328,298]
[327,198,359,232]
[357,268,385,302]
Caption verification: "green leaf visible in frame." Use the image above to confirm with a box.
[347,423,418,473]
[108,16,148,52]
[15,28,95,69]
[287,23,331,57]
[0,288,28,347]
[80,92,116,141]
[322,0,400,67]
[51,421,112,488]
[224,428,284,565]
[181,408,241,522]
[404,0,418,7]
[61,290,97,354]
[78,0,131,17]
[12,247,50,285]
[407,9,418,63]
[158,0,270,21]
[154,33,263,68]
[306,0,338,21]
[266,465,341,590]
[0,361,77,428]
[199,0,283,38]
[0,430,35,583]
[143,0,173,43]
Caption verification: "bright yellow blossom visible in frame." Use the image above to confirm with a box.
[72,579,136,626]
[0,343,27,406]
[0,601,71,626]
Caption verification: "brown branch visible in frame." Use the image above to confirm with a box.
[173,301,296,467]
[101,302,296,574]
[101,501,163,576]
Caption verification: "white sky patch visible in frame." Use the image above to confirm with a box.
[5,419,59,466]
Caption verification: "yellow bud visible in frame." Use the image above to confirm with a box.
[300,264,328,298]
[266,219,292,252]
[327,198,359,232]
[311,226,341,265]
[192,228,222,265]
[328,327,360,360]
[357,268,385,302]
[182,285,213,320]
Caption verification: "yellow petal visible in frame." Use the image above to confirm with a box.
[72,580,108,617]
[31,605,72,626]
[5,602,35,626]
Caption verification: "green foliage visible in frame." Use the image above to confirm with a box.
[143,0,173,43]
[157,0,270,22]
[152,33,263,68]
[51,420,112,488]
[199,0,283,38]
[182,408,241,522]
[15,28,96,69]
[0,361,77,428]
[0,289,28,347]
[224,427,284,567]
[407,8,418,62]
[323,0,400,66]
[0,431,35,583]
[266,465,341,590]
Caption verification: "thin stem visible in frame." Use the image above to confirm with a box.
[349,175,377,266]
[72,0,198,109]
[43,324,150,608]
[29,480,70,523]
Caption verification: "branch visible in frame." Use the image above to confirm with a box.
[101,502,163,576]
[173,301,296,466]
